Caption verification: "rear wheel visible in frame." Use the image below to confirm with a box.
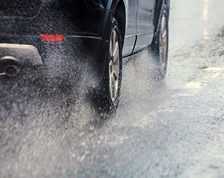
[109,28,121,103]
[96,18,122,114]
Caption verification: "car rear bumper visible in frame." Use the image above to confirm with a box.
[0,34,107,81]
[0,43,43,66]
[0,34,103,61]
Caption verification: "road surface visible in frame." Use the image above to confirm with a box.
[1,0,224,177]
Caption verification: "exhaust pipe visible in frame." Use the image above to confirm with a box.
[0,56,20,77]
[4,64,20,77]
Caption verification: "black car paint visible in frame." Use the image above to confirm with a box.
[0,0,167,82]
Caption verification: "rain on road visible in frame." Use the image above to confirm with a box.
[1,0,224,177]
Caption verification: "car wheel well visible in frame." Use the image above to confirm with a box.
[114,1,125,46]
[153,0,170,34]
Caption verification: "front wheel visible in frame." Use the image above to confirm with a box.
[151,4,169,80]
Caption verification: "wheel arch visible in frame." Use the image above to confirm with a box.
[114,1,126,45]
[106,0,126,45]
[153,0,170,34]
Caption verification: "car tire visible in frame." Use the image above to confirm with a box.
[94,18,122,114]
[150,4,169,80]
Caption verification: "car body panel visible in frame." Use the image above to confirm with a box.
[134,0,155,52]
[122,0,138,56]
[0,0,168,82]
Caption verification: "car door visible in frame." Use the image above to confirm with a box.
[122,0,138,57]
[134,0,155,52]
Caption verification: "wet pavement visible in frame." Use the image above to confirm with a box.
[1,0,224,177]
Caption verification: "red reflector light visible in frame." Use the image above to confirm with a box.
[39,34,64,42]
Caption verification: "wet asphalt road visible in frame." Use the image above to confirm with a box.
[1,0,224,177]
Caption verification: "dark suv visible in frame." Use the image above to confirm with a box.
[0,0,170,113]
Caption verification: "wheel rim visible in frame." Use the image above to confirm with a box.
[109,29,120,102]
[159,14,167,71]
